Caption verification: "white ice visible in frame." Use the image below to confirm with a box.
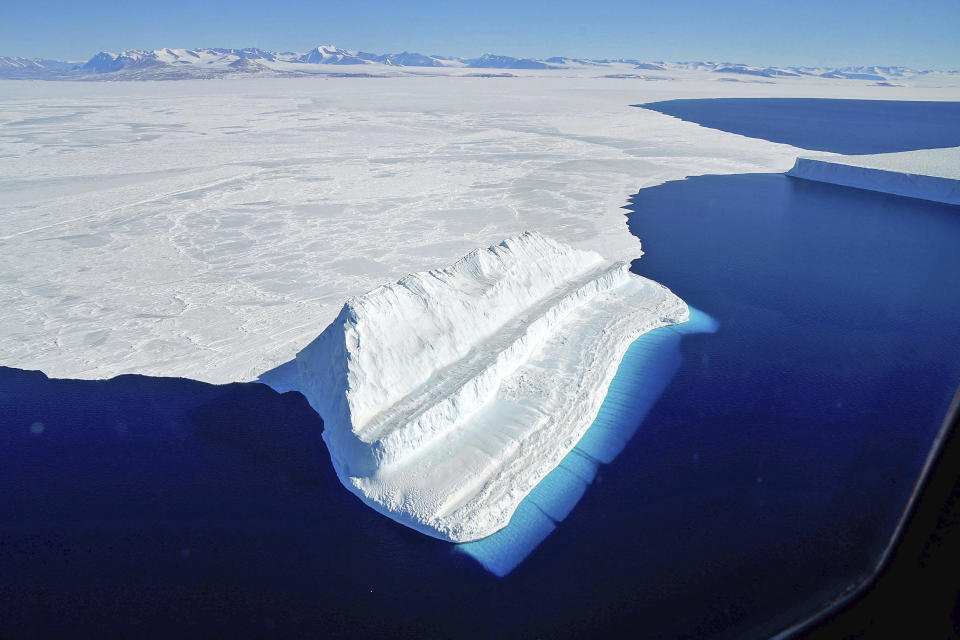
[788,146,960,204]
[288,231,687,541]
[2,75,959,382]
[458,307,719,575]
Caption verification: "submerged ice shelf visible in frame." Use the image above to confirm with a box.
[287,231,688,542]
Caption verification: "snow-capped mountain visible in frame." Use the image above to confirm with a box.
[375,52,445,67]
[546,57,606,66]
[0,56,78,78]
[819,70,887,81]
[298,45,369,65]
[463,54,559,69]
[712,64,800,78]
[81,51,164,73]
[0,45,950,81]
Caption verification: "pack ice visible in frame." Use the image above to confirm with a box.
[294,231,688,542]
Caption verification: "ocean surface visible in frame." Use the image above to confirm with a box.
[624,172,960,637]
[638,98,960,154]
[3,98,960,639]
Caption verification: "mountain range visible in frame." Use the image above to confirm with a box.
[0,44,950,81]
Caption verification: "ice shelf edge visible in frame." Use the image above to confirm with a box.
[787,156,960,205]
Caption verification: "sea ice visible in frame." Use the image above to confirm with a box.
[0,76,816,383]
[290,231,688,542]
[6,77,954,383]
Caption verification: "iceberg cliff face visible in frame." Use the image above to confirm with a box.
[295,231,687,542]
[787,147,960,205]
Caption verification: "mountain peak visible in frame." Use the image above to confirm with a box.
[0,44,945,81]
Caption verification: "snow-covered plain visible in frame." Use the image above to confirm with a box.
[288,231,686,541]
[2,74,959,382]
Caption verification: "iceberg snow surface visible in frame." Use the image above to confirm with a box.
[294,231,688,542]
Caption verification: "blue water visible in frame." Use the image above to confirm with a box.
[1,327,717,639]
[638,98,960,153]
[624,173,960,634]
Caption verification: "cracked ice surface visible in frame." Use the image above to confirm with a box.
[291,232,688,541]
[1,76,939,382]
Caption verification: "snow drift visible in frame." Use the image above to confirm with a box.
[294,231,688,542]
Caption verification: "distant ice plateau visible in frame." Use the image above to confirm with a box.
[1,44,956,81]
[271,232,687,541]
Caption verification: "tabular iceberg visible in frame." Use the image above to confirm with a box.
[787,147,960,205]
[294,231,688,542]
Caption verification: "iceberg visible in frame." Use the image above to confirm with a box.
[292,231,688,542]
[787,147,960,205]
[458,307,718,575]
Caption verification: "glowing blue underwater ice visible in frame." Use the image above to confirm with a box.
[457,307,719,577]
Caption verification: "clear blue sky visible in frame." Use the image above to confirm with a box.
[2,0,958,69]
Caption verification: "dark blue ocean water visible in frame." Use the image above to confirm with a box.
[638,98,960,154]
[623,173,960,636]
[4,98,960,639]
